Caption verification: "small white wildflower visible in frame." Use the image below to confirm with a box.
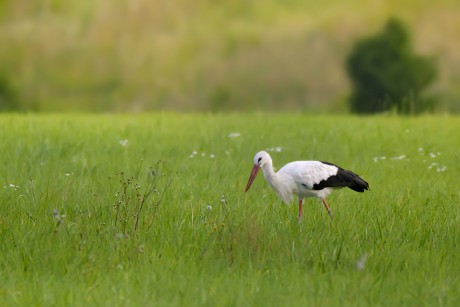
[418,147,423,152]
[19,194,25,198]
[65,173,71,177]
[266,147,283,152]
[9,184,16,188]
[53,209,61,221]
[436,166,447,172]
[221,195,226,204]
[201,152,206,157]
[206,205,212,211]
[356,254,367,271]
[209,154,215,159]
[391,155,406,160]
[228,132,241,138]
[192,151,197,155]
[189,154,194,158]
[380,156,386,160]
[429,152,436,158]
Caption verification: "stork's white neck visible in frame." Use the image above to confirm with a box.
[261,163,277,186]
[261,163,291,204]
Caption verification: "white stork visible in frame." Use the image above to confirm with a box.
[245,151,369,218]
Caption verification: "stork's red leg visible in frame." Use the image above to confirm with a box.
[298,199,303,218]
[322,198,334,219]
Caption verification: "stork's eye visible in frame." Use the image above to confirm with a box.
[257,157,262,164]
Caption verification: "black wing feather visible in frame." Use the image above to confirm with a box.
[312,162,369,192]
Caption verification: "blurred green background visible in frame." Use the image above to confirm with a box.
[1,0,459,112]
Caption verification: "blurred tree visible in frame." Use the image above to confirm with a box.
[0,73,18,112]
[346,18,437,114]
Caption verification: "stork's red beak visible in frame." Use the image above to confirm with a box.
[245,164,260,192]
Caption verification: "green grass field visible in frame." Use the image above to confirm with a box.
[0,113,459,306]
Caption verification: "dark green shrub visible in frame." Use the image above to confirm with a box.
[0,73,18,112]
[346,18,437,114]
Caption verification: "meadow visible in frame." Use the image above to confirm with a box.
[0,113,459,306]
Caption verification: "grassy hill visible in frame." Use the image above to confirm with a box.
[1,0,460,112]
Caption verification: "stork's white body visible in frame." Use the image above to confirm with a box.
[261,160,337,204]
[245,151,369,218]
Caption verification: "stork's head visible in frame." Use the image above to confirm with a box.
[245,151,272,192]
[253,151,272,167]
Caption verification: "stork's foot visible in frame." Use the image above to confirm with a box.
[322,198,334,220]
[297,213,303,224]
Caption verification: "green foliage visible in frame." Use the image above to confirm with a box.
[346,18,438,114]
[112,161,172,234]
[209,86,232,111]
[0,73,18,112]
[2,1,460,112]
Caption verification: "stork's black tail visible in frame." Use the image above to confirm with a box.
[338,168,369,192]
[317,161,369,192]
[313,162,369,192]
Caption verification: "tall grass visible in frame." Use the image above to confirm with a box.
[0,113,459,305]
